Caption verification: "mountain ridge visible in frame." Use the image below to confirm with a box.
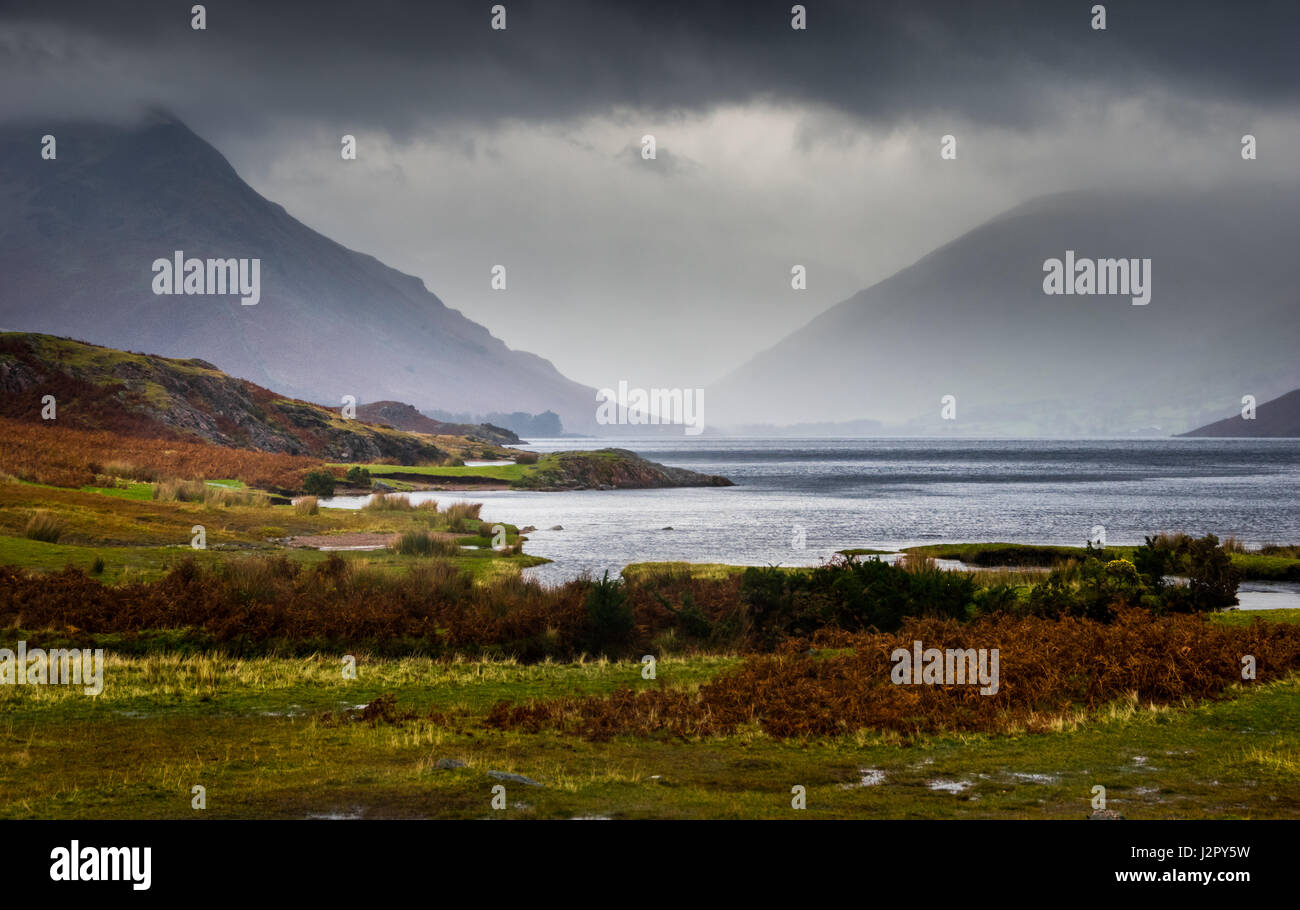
[0,114,599,431]
[0,331,517,463]
[711,182,1300,435]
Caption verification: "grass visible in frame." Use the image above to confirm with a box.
[621,562,751,583]
[335,463,530,482]
[1,648,1296,819]
[23,510,64,543]
[0,477,543,583]
[904,541,1300,581]
[392,529,460,557]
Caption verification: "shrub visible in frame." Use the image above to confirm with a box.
[739,555,976,642]
[514,451,539,465]
[1134,533,1241,613]
[345,466,372,486]
[302,470,337,498]
[25,510,64,543]
[0,416,322,490]
[487,609,1300,740]
[584,571,634,655]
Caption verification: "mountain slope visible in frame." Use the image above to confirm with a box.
[712,184,1300,435]
[0,113,597,430]
[354,400,519,445]
[1180,389,1300,438]
[0,332,515,463]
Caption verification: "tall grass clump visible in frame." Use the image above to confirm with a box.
[364,493,414,511]
[204,485,270,508]
[24,510,65,543]
[153,478,207,502]
[391,529,460,557]
[294,496,319,515]
[444,501,483,532]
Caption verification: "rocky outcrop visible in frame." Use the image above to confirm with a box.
[355,400,519,445]
[512,448,733,491]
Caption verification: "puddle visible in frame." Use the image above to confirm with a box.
[927,779,973,793]
[842,768,886,788]
[1008,772,1059,785]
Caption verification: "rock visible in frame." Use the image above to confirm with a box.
[372,481,394,492]
[519,526,536,533]
[433,758,466,770]
[486,770,544,787]
[549,525,564,531]
[661,526,673,530]
[1088,809,1125,820]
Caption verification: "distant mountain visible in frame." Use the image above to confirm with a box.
[1180,389,1300,438]
[355,400,519,445]
[0,113,597,430]
[0,332,511,463]
[712,184,1300,435]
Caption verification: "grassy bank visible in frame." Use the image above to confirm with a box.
[0,478,543,584]
[899,541,1300,582]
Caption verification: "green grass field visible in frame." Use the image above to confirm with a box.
[1,634,1297,819]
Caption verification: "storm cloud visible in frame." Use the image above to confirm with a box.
[2,0,1296,393]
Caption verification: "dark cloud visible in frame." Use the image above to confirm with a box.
[2,1,1294,394]
[1,0,1295,135]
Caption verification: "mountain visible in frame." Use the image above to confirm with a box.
[355,400,519,445]
[712,184,1300,435]
[1180,389,1300,438]
[0,113,597,430]
[0,332,517,463]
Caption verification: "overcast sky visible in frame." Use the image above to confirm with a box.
[2,0,1297,391]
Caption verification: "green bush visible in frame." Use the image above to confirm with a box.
[739,555,976,642]
[584,571,634,655]
[302,470,337,498]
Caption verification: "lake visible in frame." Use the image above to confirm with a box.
[320,437,1300,606]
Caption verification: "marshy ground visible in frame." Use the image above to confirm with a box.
[2,622,1298,820]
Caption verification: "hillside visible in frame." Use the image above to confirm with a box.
[711,184,1300,435]
[1180,389,1300,438]
[0,332,515,464]
[0,112,598,431]
[354,400,519,445]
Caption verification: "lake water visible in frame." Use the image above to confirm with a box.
[320,437,1300,607]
